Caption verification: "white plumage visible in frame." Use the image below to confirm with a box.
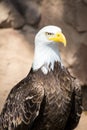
[32,25,63,74]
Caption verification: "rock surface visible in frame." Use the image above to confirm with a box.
[0,0,41,28]
[0,0,25,28]
[11,0,41,26]
[64,0,87,32]
[0,28,34,112]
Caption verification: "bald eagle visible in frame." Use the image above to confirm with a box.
[0,26,82,130]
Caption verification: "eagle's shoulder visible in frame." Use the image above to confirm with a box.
[0,69,44,130]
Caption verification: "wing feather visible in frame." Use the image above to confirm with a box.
[0,75,44,130]
[65,79,82,130]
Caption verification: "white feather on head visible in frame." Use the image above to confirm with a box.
[32,25,65,74]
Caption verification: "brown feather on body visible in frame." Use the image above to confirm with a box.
[29,62,82,130]
[0,62,82,130]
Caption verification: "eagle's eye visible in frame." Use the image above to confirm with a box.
[45,32,54,36]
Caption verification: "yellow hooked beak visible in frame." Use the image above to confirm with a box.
[49,32,67,47]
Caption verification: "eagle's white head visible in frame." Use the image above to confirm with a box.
[32,25,66,74]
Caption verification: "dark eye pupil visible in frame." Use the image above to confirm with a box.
[46,32,54,35]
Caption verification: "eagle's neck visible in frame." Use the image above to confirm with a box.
[32,43,62,74]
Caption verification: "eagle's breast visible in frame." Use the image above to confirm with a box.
[32,62,73,130]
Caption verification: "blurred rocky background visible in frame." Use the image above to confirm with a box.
[0,0,87,129]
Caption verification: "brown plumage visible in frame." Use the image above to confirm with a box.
[0,62,82,130]
[0,25,82,130]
